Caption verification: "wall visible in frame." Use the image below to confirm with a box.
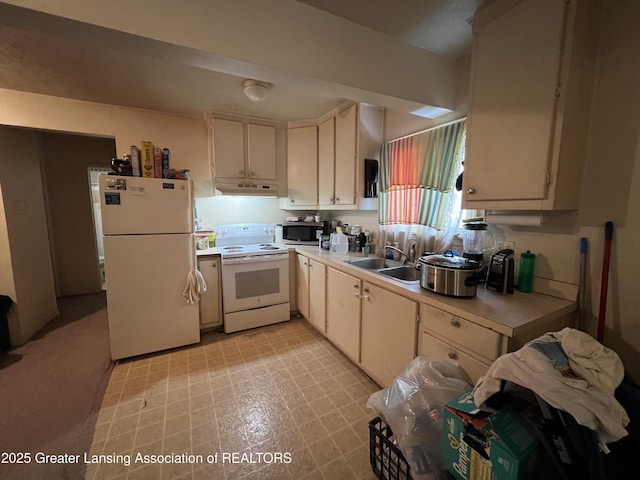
[41,132,115,296]
[195,195,379,235]
[384,55,471,142]
[0,184,16,299]
[0,89,211,197]
[195,196,289,229]
[0,127,58,346]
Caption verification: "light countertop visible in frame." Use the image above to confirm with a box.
[292,246,576,338]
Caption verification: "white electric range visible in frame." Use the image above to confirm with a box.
[215,224,290,333]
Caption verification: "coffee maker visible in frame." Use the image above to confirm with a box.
[462,222,494,278]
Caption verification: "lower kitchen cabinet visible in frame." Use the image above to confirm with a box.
[420,332,491,385]
[198,257,222,330]
[294,248,575,390]
[296,253,326,333]
[360,282,418,387]
[419,303,499,384]
[326,267,361,363]
[296,254,310,319]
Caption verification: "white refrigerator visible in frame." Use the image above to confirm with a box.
[99,175,200,360]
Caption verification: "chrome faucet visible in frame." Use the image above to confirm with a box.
[385,243,417,264]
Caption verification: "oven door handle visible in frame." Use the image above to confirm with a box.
[222,253,289,265]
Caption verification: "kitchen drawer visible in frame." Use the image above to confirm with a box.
[421,303,501,361]
[420,332,491,385]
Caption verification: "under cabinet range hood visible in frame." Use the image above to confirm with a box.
[214,181,278,196]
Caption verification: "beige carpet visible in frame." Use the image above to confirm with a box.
[0,292,113,480]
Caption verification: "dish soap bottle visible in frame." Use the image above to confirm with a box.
[331,227,349,254]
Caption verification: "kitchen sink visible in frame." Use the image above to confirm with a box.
[344,257,391,269]
[377,265,421,284]
[345,257,421,284]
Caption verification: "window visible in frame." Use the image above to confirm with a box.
[377,120,467,256]
[379,120,466,229]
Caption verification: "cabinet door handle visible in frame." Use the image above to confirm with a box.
[309,263,313,269]
[363,287,369,293]
[239,170,244,176]
[354,292,362,298]
[450,319,461,328]
[353,284,359,288]
[249,171,256,176]
[290,199,295,203]
[466,188,475,194]
[362,294,370,301]
[335,196,340,202]
[303,261,308,266]
[448,351,458,360]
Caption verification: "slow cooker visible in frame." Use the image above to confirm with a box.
[418,252,481,297]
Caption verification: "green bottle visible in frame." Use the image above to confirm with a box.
[518,251,536,293]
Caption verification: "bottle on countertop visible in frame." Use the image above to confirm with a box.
[358,232,367,251]
[331,227,349,254]
[518,250,536,293]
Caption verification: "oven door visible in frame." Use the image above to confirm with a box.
[221,253,290,313]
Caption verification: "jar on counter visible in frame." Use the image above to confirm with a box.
[319,234,330,250]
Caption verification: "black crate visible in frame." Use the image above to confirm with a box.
[369,416,412,480]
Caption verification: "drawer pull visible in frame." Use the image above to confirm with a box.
[450,319,461,328]
[448,351,458,360]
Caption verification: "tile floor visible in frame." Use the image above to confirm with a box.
[86,316,381,480]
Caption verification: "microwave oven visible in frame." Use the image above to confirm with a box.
[282,221,328,243]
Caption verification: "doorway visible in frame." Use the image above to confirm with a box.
[88,167,110,290]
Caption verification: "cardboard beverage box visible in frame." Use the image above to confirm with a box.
[442,389,542,480]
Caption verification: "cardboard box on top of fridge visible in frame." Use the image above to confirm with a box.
[442,389,542,480]
[140,141,155,178]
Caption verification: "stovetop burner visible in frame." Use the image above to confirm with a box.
[214,224,288,258]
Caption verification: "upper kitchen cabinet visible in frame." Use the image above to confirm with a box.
[319,104,358,207]
[462,0,600,210]
[284,103,383,210]
[212,118,278,194]
[318,116,336,207]
[286,125,318,207]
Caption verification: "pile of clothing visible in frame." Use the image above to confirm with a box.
[473,327,640,480]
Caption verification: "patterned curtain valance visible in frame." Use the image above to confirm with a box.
[379,120,466,230]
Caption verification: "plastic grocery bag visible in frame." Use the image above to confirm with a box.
[367,356,470,480]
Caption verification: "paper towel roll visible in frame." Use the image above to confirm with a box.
[485,213,545,226]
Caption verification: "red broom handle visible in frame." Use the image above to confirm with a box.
[597,221,613,343]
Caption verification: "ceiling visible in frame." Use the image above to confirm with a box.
[0,1,483,122]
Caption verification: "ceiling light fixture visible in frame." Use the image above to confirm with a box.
[243,79,271,102]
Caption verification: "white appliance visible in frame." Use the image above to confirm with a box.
[99,175,200,360]
[216,224,290,333]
